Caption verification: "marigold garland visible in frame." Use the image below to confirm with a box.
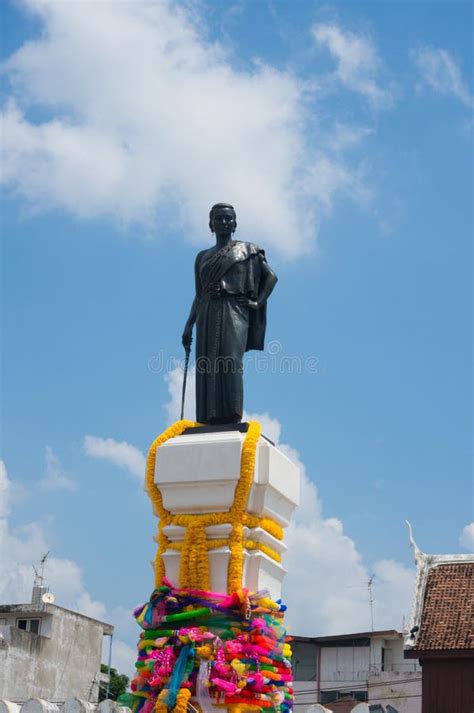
[228,421,261,592]
[172,688,191,713]
[168,539,282,564]
[153,690,167,713]
[146,419,280,593]
[145,419,197,522]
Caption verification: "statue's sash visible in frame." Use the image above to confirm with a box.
[200,241,258,292]
[199,241,266,351]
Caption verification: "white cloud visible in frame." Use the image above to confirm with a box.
[110,639,138,679]
[83,435,146,480]
[312,23,394,109]
[0,461,11,518]
[411,45,473,108]
[39,446,76,491]
[0,461,136,675]
[304,151,372,213]
[459,523,474,551]
[1,0,371,258]
[165,365,197,424]
[76,592,108,622]
[281,452,414,636]
[1,463,97,607]
[244,411,282,444]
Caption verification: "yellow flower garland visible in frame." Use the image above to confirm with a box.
[172,688,191,713]
[227,421,261,592]
[145,419,197,522]
[168,538,282,564]
[152,675,191,712]
[153,689,168,713]
[146,419,283,593]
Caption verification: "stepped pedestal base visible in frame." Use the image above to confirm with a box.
[154,428,300,598]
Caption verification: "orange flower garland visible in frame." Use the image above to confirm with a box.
[146,419,280,593]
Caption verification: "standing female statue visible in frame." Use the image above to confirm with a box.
[182,203,278,425]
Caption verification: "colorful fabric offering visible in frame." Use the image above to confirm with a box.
[129,579,293,713]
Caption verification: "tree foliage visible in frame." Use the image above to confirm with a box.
[99,664,130,701]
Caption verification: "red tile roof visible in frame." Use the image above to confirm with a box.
[413,562,474,651]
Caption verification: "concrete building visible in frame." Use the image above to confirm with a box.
[0,601,113,703]
[293,630,421,713]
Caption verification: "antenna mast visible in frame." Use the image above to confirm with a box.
[368,574,375,632]
[32,551,50,604]
[367,574,376,673]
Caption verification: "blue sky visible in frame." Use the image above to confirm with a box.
[1,0,472,676]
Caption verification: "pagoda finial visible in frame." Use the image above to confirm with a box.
[406,520,424,565]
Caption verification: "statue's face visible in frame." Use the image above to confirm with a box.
[211,207,236,235]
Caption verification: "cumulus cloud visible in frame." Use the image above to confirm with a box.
[110,639,139,679]
[163,371,414,634]
[76,592,108,622]
[459,523,474,551]
[83,435,146,480]
[312,23,394,109]
[1,0,371,258]
[39,446,76,491]
[411,45,473,108]
[165,364,197,423]
[1,462,97,607]
[275,433,413,635]
[0,460,136,675]
[0,461,10,518]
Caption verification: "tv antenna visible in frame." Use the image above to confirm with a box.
[367,574,376,672]
[33,551,50,588]
[345,573,376,631]
[368,574,375,632]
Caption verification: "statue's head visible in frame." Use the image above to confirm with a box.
[209,203,237,235]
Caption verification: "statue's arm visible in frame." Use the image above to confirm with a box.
[255,258,278,307]
[238,256,277,311]
[182,253,203,350]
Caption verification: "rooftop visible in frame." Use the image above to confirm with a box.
[0,602,114,635]
[404,523,474,656]
[411,562,474,652]
[292,630,401,644]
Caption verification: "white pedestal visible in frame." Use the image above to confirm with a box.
[154,429,300,599]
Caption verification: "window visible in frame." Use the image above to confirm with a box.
[292,642,318,681]
[16,618,41,634]
[29,619,40,634]
[320,690,368,704]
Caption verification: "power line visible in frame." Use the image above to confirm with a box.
[293,675,421,697]
[293,691,422,705]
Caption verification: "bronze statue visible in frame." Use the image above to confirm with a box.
[182,203,278,424]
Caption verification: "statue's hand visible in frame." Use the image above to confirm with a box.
[237,295,260,310]
[182,325,193,351]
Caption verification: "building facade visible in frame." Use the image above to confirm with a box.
[293,630,421,713]
[0,602,113,703]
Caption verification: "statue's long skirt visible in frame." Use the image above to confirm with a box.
[195,293,248,424]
